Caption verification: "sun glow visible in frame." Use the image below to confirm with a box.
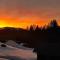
[0,17,58,29]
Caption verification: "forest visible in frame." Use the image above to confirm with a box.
[0,19,59,47]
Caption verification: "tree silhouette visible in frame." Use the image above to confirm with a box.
[49,19,58,28]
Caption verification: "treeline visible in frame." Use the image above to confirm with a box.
[0,19,60,48]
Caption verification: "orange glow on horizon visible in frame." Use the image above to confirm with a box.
[0,17,59,29]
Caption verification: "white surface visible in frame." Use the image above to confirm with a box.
[0,42,37,60]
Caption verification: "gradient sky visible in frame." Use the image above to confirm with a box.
[0,0,60,28]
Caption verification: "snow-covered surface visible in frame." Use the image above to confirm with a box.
[6,40,18,47]
[6,40,33,50]
[0,42,37,60]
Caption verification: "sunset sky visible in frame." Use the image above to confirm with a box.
[0,0,60,28]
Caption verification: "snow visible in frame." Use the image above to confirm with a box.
[0,42,37,60]
[6,40,18,47]
[6,40,33,50]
